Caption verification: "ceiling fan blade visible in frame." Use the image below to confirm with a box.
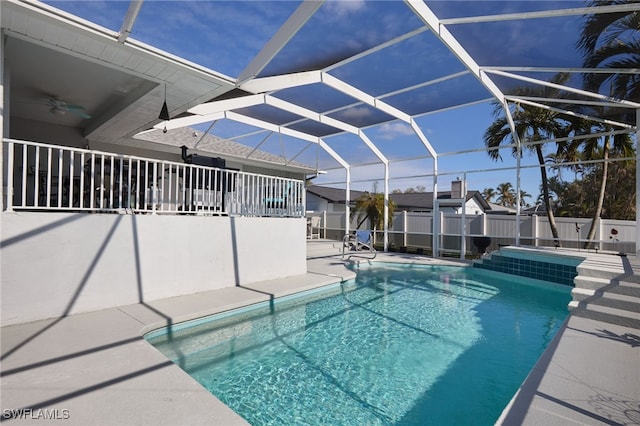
[67,105,92,119]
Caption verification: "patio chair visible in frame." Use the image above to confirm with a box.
[343,229,376,259]
[354,230,373,251]
[308,216,321,239]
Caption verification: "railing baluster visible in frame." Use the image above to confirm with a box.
[21,144,27,207]
[80,152,85,209]
[180,165,186,212]
[109,156,114,210]
[69,151,75,208]
[46,147,52,209]
[57,149,64,208]
[90,153,95,209]
[167,163,173,211]
[135,159,141,211]
[118,156,123,209]
[6,141,14,211]
[127,158,132,210]
[160,162,165,212]
[34,146,40,207]
[152,161,157,214]
[99,155,105,209]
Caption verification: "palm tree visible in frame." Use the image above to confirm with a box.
[563,118,633,248]
[484,74,572,246]
[495,182,516,207]
[519,189,532,207]
[481,187,497,203]
[577,0,640,102]
[350,192,396,231]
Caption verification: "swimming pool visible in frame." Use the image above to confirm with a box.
[146,263,571,425]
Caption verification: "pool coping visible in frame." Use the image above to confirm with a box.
[1,244,638,425]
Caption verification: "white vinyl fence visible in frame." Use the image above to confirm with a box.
[313,210,635,257]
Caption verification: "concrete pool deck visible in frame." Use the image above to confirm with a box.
[1,241,638,425]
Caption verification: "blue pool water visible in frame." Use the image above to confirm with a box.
[146,264,571,425]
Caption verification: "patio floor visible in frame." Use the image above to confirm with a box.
[1,241,638,425]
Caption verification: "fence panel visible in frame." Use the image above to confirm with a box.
[316,210,635,255]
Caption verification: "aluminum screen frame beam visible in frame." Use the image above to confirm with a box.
[237,0,324,85]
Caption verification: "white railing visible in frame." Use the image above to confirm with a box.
[2,139,305,217]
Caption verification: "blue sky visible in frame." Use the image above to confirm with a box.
[43,0,611,205]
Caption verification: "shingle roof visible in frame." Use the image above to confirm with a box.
[307,186,491,211]
[136,127,314,171]
[306,185,366,203]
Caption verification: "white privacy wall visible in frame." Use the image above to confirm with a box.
[1,212,306,325]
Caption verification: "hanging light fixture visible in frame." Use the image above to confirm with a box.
[159,84,170,132]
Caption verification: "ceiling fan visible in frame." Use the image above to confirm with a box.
[44,97,91,119]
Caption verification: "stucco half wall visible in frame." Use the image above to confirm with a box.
[0,212,306,326]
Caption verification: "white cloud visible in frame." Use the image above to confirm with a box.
[340,106,373,120]
[324,0,366,17]
[377,122,415,140]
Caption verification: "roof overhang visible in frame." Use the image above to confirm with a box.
[2,0,236,145]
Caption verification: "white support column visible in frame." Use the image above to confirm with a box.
[503,101,522,246]
[1,32,7,212]
[460,172,467,260]
[432,156,439,257]
[384,161,389,252]
[358,130,389,251]
[345,167,351,237]
[597,217,603,251]
[481,212,487,235]
[515,141,522,246]
[403,210,408,248]
[322,210,327,239]
[433,201,439,257]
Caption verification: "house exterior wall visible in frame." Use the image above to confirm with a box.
[438,198,485,215]
[306,193,329,212]
[1,212,306,326]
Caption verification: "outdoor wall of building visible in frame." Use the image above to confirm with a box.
[0,212,306,326]
[306,193,329,212]
[11,117,86,148]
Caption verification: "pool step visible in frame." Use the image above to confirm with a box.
[571,258,640,328]
[568,298,640,329]
[572,287,640,310]
[472,250,578,286]
[574,276,640,297]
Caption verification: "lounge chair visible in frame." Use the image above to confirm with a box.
[343,230,376,259]
[354,230,373,251]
